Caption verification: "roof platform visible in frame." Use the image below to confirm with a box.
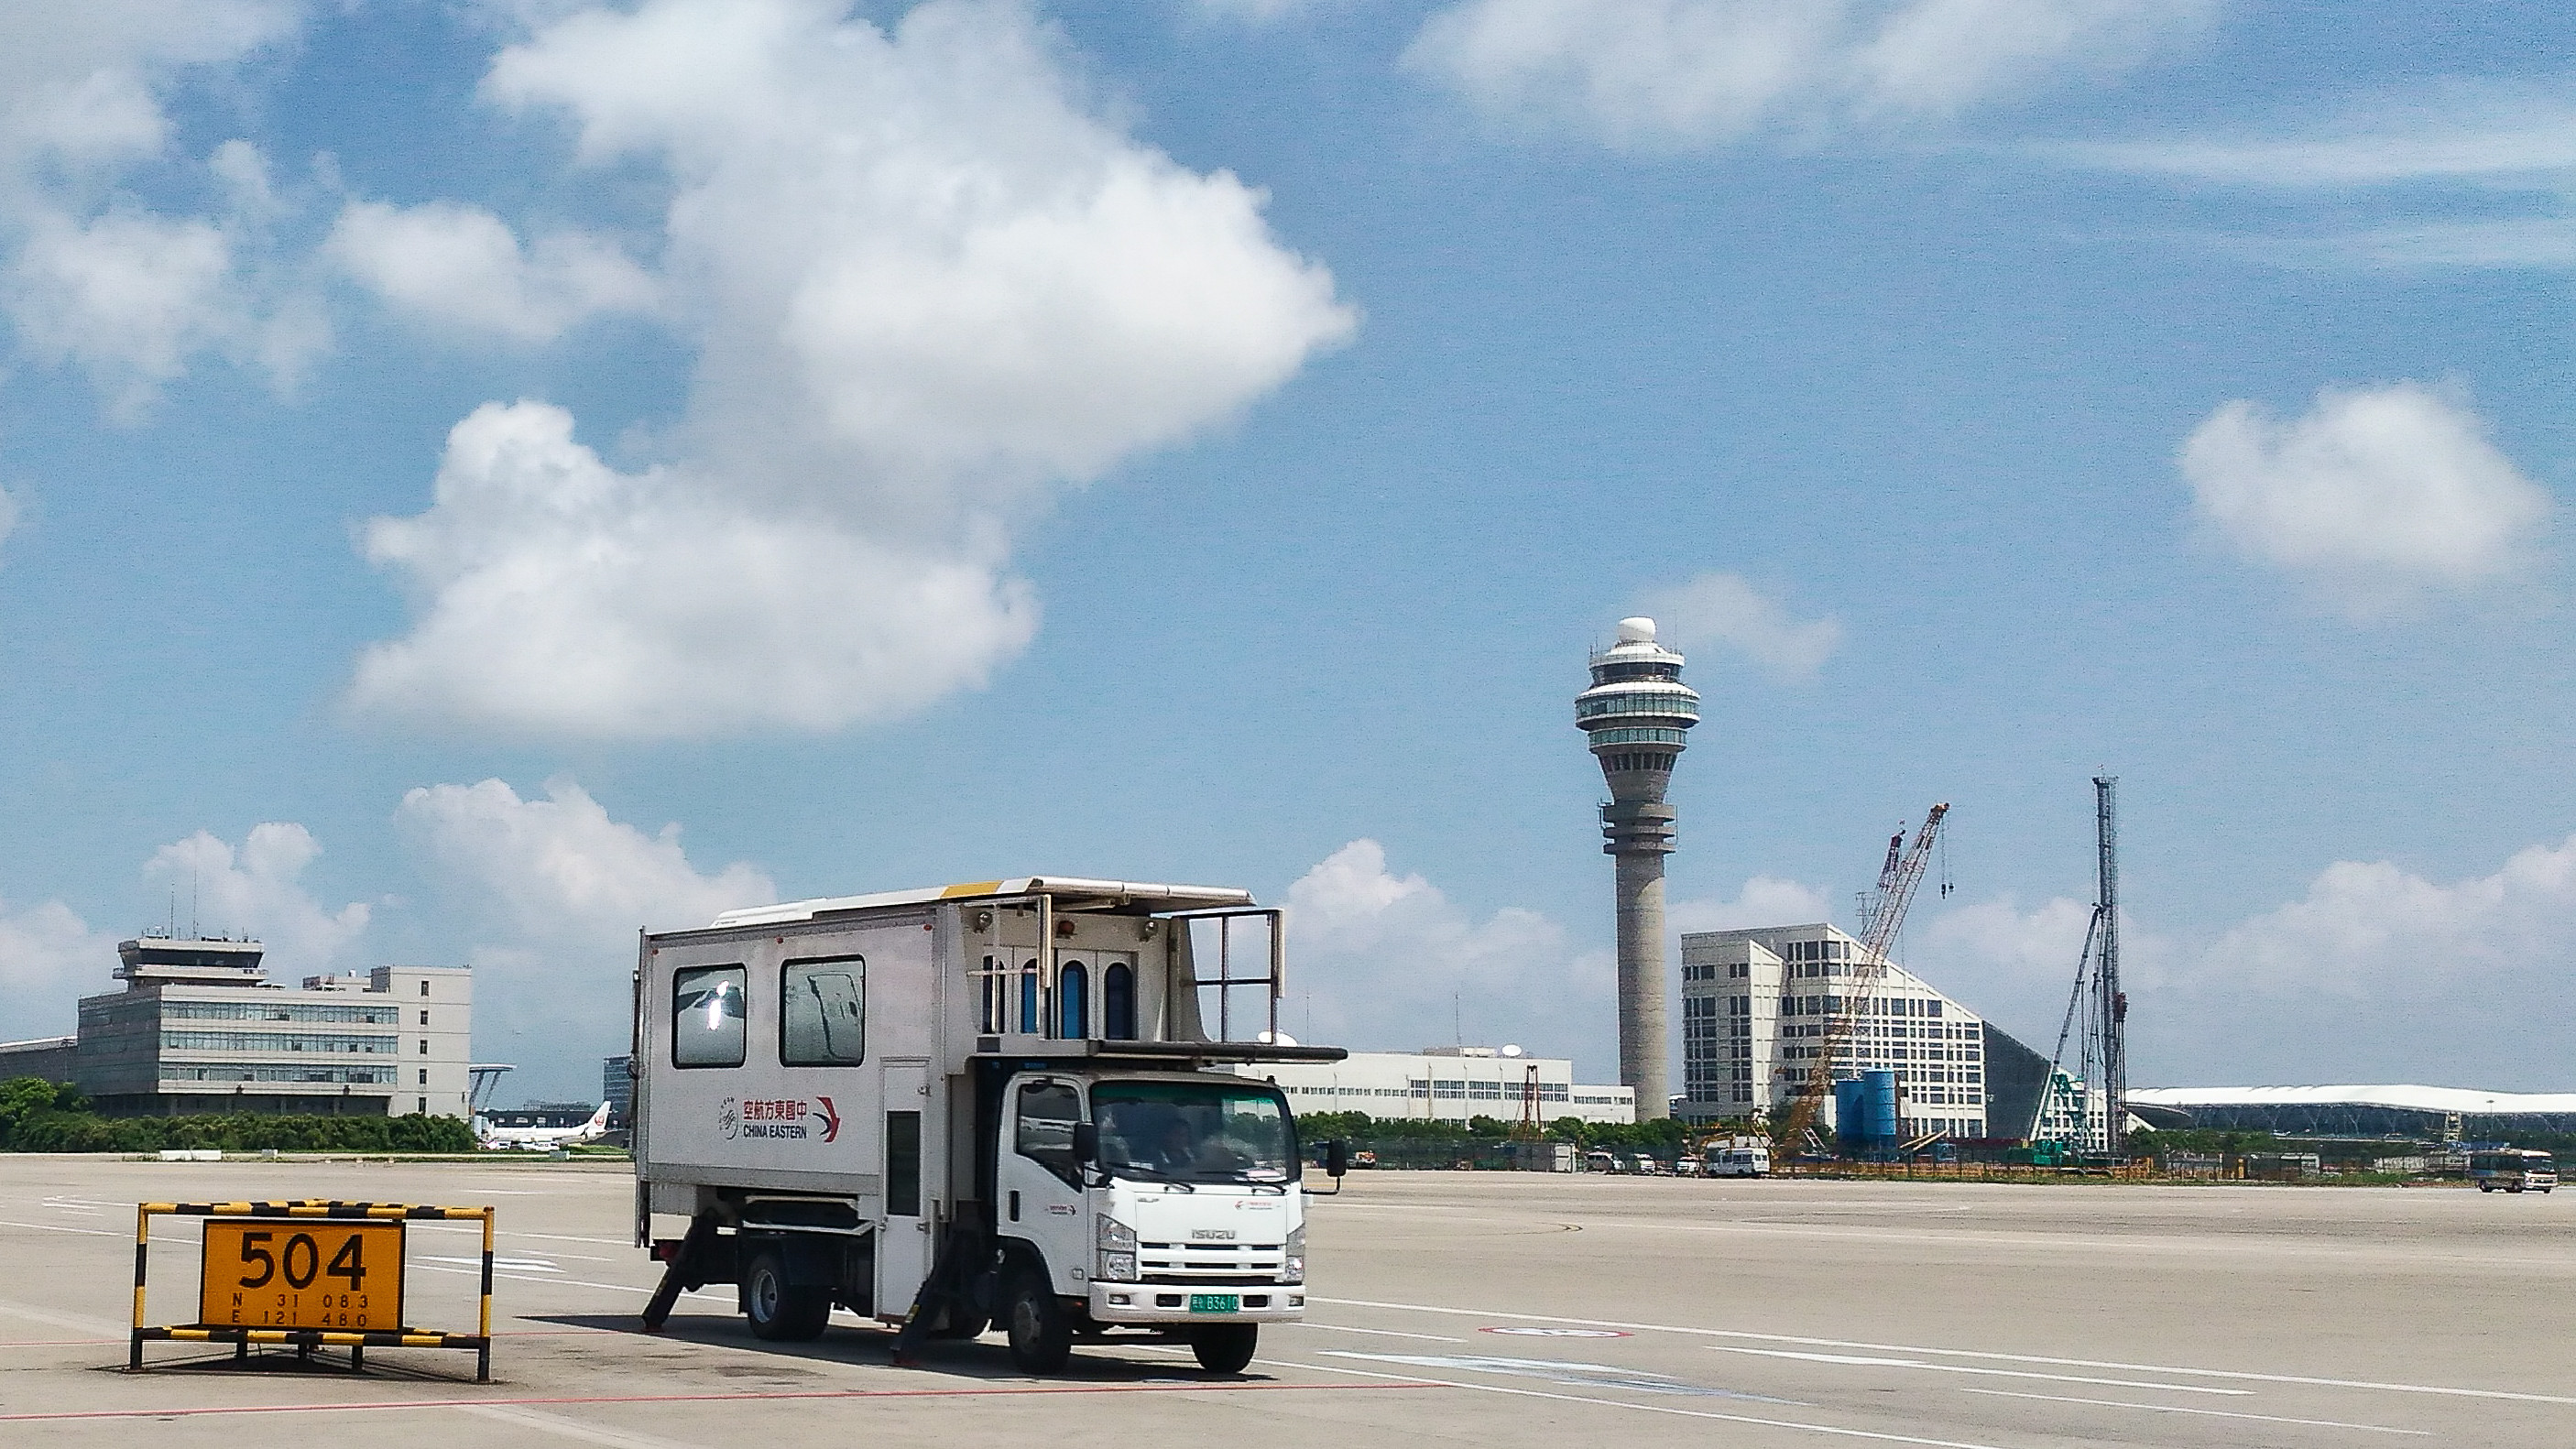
[711,877,1258,930]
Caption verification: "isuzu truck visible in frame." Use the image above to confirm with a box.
[632,877,1346,1373]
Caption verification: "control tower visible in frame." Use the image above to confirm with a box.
[1576,617,1698,1120]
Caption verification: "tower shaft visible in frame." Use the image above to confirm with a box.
[1612,851,1670,1117]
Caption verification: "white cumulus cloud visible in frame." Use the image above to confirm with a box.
[0,5,323,412]
[142,823,373,978]
[1669,875,1835,935]
[2179,382,2552,615]
[1404,0,2213,152]
[326,201,658,343]
[0,898,112,1044]
[0,2,303,168]
[1638,572,1841,681]
[353,0,1352,736]
[395,778,774,1098]
[348,400,1039,736]
[1286,840,1615,1073]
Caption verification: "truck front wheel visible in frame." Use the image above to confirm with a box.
[1192,1324,1258,1374]
[1003,1271,1072,1373]
[744,1248,831,1342]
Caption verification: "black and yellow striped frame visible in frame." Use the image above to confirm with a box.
[128,1199,495,1381]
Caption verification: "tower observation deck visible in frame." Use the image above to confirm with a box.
[1576,616,1698,1120]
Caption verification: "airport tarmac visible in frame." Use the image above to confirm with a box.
[2,1159,2569,1447]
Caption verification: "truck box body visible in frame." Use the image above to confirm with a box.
[631,877,1341,1368]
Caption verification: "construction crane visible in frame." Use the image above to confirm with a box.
[2036,776,2127,1156]
[1776,803,1949,1147]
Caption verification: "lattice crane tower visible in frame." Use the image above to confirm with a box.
[1576,617,1699,1120]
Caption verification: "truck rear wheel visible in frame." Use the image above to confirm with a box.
[1003,1271,1072,1373]
[1192,1324,1258,1374]
[744,1248,831,1342]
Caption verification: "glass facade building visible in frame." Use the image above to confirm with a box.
[71,936,473,1117]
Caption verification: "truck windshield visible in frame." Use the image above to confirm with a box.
[1092,1080,1295,1185]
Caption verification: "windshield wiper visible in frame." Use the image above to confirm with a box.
[1106,1162,1196,1191]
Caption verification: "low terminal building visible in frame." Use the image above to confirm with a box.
[59,936,474,1117]
[2129,1084,2576,1138]
[0,1035,74,1083]
[1238,1046,1636,1125]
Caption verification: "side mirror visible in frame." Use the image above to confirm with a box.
[1072,1121,1099,1163]
[1326,1140,1349,1179]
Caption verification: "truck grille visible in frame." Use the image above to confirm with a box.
[1139,1242,1284,1280]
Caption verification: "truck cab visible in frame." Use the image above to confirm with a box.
[630,877,1343,1374]
[999,1070,1304,1368]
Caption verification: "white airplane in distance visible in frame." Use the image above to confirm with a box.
[476,1101,613,1151]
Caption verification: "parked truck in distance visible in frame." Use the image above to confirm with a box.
[633,877,1346,1374]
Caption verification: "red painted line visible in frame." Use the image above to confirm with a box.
[9,1327,623,1350]
[0,1379,1441,1422]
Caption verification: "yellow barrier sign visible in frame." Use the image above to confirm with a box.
[199,1220,403,1331]
[132,1198,492,1381]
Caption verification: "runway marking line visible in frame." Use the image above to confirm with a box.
[1707,1345,2252,1396]
[1314,1295,2576,1407]
[0,1378,1441,1423]
[1280,1356,2014,1449]
[1289,1323,1467,1343]
[1958,1387,2431,1435]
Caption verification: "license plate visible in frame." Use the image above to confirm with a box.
[1187,1293,1239,1314]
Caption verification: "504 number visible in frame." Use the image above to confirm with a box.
[235,1230,366,1291]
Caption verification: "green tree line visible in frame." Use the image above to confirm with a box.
[1296,1110,1700,1153]
[0,1077,477,1153]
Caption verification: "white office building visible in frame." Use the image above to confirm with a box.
[1678,923,1992,1138]
[72,936,474,1118]
[1239,1047,1636,1125]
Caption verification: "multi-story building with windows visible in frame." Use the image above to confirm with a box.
[603,1054,634,1124]
[71,936,473,1117]
[1238,1047,1636,1125]
[1678,923,2027,1139]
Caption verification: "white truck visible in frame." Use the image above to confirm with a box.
[632,877,1347,1374]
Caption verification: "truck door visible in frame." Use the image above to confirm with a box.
[999,1076,1088,1296]
[877,1060,933,1316]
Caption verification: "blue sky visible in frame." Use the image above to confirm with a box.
[0,1,2570,1102]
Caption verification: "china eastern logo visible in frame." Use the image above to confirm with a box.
[730,1095,841,1143]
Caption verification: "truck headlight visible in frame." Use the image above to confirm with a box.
[1283,1225,1304,1285]
[1098,1215,1139,1281]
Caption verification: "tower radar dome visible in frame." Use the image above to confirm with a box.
[1616,617,1656,644]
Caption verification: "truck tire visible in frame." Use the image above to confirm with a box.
[1192,1324,1258,1374]
[744,1248,831,1342]
[1003,1270,1072,1373]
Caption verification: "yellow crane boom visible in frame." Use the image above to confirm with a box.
[1777,803,1948,1146]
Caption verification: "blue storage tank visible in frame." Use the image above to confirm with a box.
[1861,1069,1901,1149]
[1833,1078,1868,1151]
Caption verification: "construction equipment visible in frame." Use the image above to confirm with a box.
[1777,803,1950,1146]
[1512,1062,1543,1140]
[2035,777,2129,1156]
